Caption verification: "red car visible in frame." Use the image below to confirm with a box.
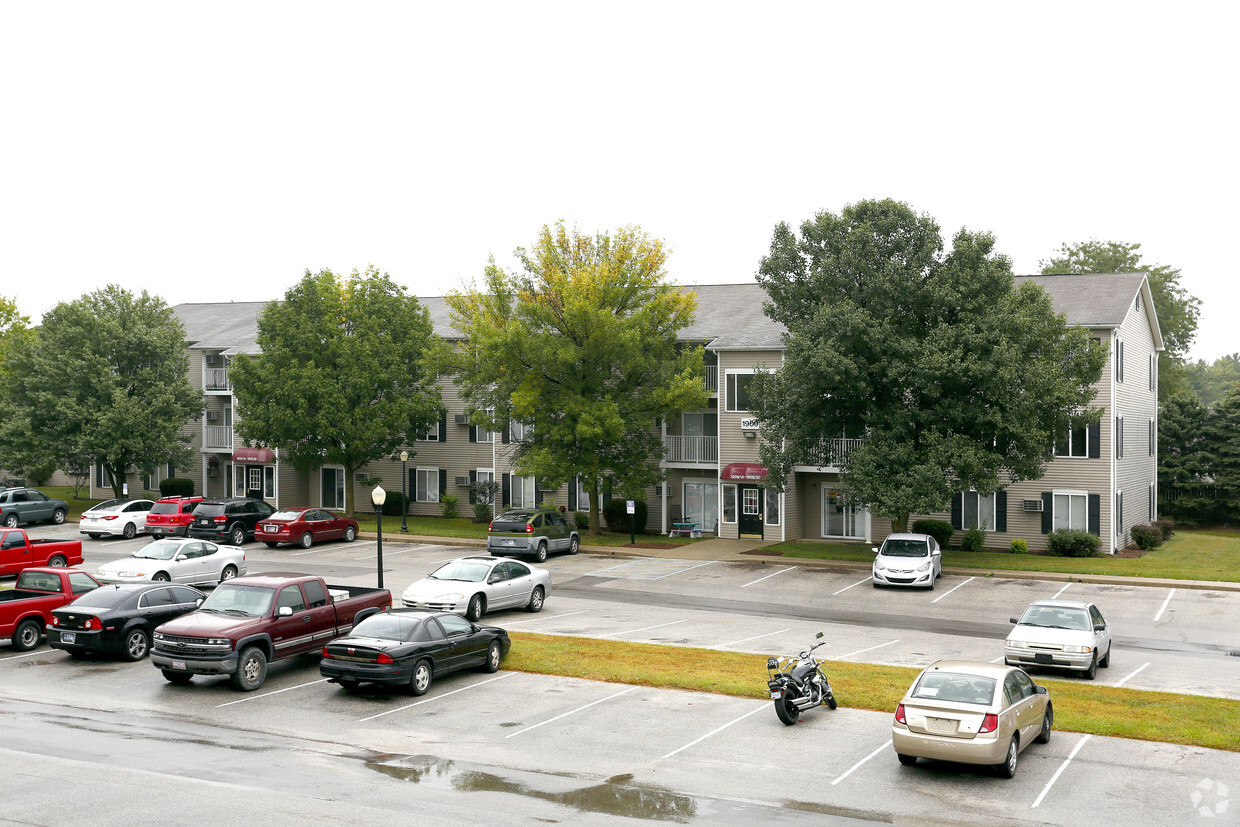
[145,496,206,539]
[256,508,359,549]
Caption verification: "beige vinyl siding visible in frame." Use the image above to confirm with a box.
[278,466,310,511]
[1112,295,1160,550]
[780,472,800,541]
[716,351,777,540]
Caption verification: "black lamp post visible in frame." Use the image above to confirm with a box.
[399,450,409,533]
[371,485,386,589]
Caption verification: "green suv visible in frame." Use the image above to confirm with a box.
[487,509,580,562]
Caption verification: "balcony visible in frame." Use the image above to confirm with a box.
[663,435,718,464]
[802,438,863,469]
[204,425,234,450]
[204,367,231,392]
[704,365,717,394]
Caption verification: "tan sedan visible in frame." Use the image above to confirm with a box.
[892,660,1052,778]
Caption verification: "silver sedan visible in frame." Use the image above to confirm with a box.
[400,556,551,622]
[95,538,247,586]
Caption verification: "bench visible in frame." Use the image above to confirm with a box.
[670,521,697,537]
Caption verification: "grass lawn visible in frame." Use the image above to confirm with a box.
[350,512,699,548]
[507,632,1240,753]
[766,528,1240,583]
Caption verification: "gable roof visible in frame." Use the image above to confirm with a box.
[174,301,269,354]
[1016,272,1163,350]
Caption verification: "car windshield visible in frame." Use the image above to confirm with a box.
[428,561,490,582]
[880,539,929,558]
[912,672,997,705]
[150,502,180,515]
[268,510,303,521]
[199,584,274,616]
[133,541,182,561]
[1019,606,1091,631]
[89,499,126,512]
[351,614,421,641]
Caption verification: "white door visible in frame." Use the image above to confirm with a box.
[823,489,865,539]
[683,482,719,534]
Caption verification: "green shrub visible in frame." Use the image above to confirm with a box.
[439,493,459,519]
[572,511,590,530]
[474,502,493,524]
[602,498,648,534]
[912,519,954,549]
[380,491,406,517]
[1154,519,1175,541]
[1009,537,1028,554]
[159,477,195,497]
[1130,523,1163,550]
[1046,529,1101,557]
[960,528,986,551]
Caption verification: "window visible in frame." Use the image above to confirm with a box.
[264,466,275,498]
[95,464,115,489]
[510,476,536,508]
[765,488,780,526]
[438,614,472,636]
[140,588,174,608]
[321,467,345,509]
[722,485,737,523]
[1115,339,1124,383]
[276,585,306,613]
[1149,418,1156,456]
[233,467,246,497]
[742,487,759,516]
[69,572,99,595]
[960,491,996,530]
[725,372,755,413]
[477,427,494,444]
[1115,416,1124,459]
[1116,491,1123,537]
[1150,353,1157,392]
[303,579,328,609]
[1053,491,1088,532]
[510,421,531,441]
[416,468,440,503]
[418,420,440,441]
[1056,424,1089,458]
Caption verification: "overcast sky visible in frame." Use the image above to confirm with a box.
[4,2,1236,362]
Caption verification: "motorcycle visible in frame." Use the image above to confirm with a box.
[766,631,837,725]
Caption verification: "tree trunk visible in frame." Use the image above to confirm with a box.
[892,513,909,533]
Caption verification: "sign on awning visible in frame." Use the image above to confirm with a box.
[720,462,769,482]
[232,448,275,463]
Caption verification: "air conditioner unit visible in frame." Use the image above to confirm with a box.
[455,476,469,487]
[205,411,219,423]
[1022,499,1044,512]
[454,414,469,425]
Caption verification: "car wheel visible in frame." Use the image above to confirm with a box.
[264,542,278,548]
[3,513,18,528]
[927,574,936,591]
[230,525,246,546]
[466,594,485,622]
[409,659,432,696]
[220,565,238,583]
[297,532,312,549]
[230,646,268,691]
[996,737,1019,778]
[872,580,881,588]
[52,509,66,525]
[482,640,502,673]
[122,628,150,661]
[1100,643,1111,668]
[534,542,548,563]
[122,522,137,540]
[344,526,357,542]
[897,753,917,766]
[526,586,544,613]
[1085,654,1097,680]
[12,619,42,651]
[152,572,171,582]
[87,533,102,539]
[1036,704,1053,744]
[47,555,67,568]
[568,535,580,555]
[162,670,192,685]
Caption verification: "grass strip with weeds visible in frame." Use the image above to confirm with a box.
[507,632,1240,753]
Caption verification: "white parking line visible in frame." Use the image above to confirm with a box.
[1113,662,1150,687]
[216,678,329,707]
[1031,734,1091,808]
[651,561,716,580]
[832,577,871,596]
[503,610,591,626]
[506,687,637,738]
[1154,588,1176,622]
[716,629,791,648]
[741,567,797,588]
[1052,582,1072,599]
[358,672,514,722]
[596,620,687,639]
[931,576,974,604]
[834,640,899,660]
[990,656,1006,664]
[832,739,891,785]
[354,545,435,560]
[290,544,374,557]
[0,650,52,662]
[660,704,768,760]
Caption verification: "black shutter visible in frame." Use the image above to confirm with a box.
[469,425,477,443]
[469,470,477,504]
[1041,492,1053,534]
[533,478,540,504]
[995,491,1007,533]
[438,470,447,502]
[501,474,510,507]
[568,477,578,511]
[502,422,510,444]
[410,468,418,503]
[439,410,447,442]
[1088,422,1101,458]
[951,492,963,530]
[604,479,612,501]
[1088,494,1100,536]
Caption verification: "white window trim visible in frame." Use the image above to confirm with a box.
[721,484,738,523]
[1055,424,1089,459]
[1052,489,1089,532]
[960,490,996,531]
[510,475,536,509]
[320,466,346,510]
[417,421,440,442]
[724,370,756,414]
[415,467,440,503]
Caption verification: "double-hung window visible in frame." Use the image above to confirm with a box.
[725,372,754,413]
[1053,490,1088,532]
[960,491,995,530]
[1056,425,1089,458]
[510,476,536,508]
[416,468,440,503]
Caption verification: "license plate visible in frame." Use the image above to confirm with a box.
[769,690,782,700]
[504,539,515,546]
[172,660,187,670]
[61,632,76,644]
[265,525,276,533]
[1035,653,1053,664]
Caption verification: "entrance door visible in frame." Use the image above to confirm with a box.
[739,485,763,539]
[823,489,864,539]
[245,465,264,500]
[683,481,719,535]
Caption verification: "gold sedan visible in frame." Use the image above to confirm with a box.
[892,660,1052,778]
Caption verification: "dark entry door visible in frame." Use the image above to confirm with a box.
[739,485,763,539]
[245,465,263,500]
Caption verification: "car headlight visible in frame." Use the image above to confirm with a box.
[917,561,931,572]
[439,593,465,602]
[207,638,231,646]
[1005,640,1026,649]
[153,632,165,641]
[1065,645,1092,654]
[873,562,885,572]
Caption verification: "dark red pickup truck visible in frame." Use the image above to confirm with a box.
[150,573,391,691]
[0,529,84,577]
[1,567,101,650]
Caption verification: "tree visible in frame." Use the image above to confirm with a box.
[753,199,1107,533]
[229,268,442,516]
[446,223,709,535]
[1209,386,1240,523]
[0,287,201,499]
[1185,353,1240,410]
[1157,393,1219,524]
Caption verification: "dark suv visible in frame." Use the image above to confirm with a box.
[487,508,580,562]
[187,498,276,546]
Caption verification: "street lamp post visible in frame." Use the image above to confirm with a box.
[399,451,409,533]
[371,485,386,589]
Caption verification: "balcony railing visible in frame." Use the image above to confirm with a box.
[663,435,719,463]
[205,368,231,392]
[204,425,234,450]
[704,365,718,393]
[804,438,863,468]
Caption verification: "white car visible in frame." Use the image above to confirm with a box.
[96,538,247,586]
[80,498,155,540]
[1005,599,1112,680]
[872,533,942,589]
[400,556,551,621]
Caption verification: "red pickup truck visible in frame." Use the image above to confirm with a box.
[150,573,391,691]
[1,567,102,650]
[0,528,84,577]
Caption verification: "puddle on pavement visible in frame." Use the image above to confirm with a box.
[367,755,698,822]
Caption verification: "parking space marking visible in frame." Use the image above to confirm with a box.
[660,704,768,760]
[651,561,716,580]
[716,629,790,648]
[596,620,687,639]
[1113,662,1150,687]
[1154,588,1176,622]
[1031,734,1091,808]
[831,739,891,786]
[216,678,329,707]
[290,543,374,557]
[354,545,436,560]
[1052,582,1072,599]
[358,672,514,722]
[585,559,716,580]
[835,639,899,660]
[833,577,871,596]
[0,650,52,662]
[931,576,974,604]
[504,610,590,626]
[741,567,797,588]
[506,687,637,738]
[989,656,1005,664]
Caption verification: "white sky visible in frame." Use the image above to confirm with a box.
[3,2,1236,361]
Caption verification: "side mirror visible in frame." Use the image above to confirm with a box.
[176,554,188,561]
[1035,685,1048,695]
[195,598,203,607]
[278,606,292,617]
[871,547,879,554]
[1010,617,1020,624]
[1094,624,1106,632]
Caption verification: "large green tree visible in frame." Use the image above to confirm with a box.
[446,223,709,535]
[1157,393,1219,523]
[229,267,441,516]
[0,287,201,498]
[1185,353,1240,410]
[753,199,1107,533]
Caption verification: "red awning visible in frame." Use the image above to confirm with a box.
[720,462,769,482]
[232,448,275,463]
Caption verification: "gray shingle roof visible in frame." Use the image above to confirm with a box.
[1014,272,1147,328]
[174,302,270,354]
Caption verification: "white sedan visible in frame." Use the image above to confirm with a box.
[80,498,155,540]
[1004,599,1113,680]
[400,556,551,621]
[96,538,247,586]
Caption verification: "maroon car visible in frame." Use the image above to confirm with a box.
[256,508,359,549]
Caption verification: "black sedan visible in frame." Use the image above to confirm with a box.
[320,608,510,695]
[48,583,205,661]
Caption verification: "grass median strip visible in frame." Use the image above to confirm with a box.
[506,632,1240,753]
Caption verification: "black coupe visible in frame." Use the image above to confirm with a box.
[320,608,511,695]
[48,583,205,661]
